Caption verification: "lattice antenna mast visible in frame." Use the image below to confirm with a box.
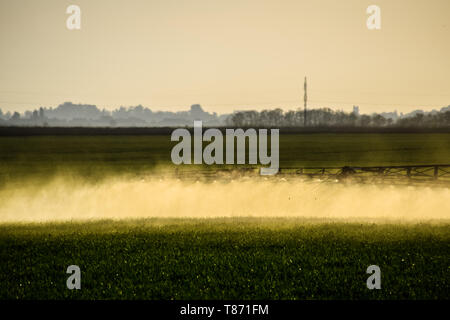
[303,76,307,126]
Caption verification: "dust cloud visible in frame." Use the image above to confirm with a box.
[0,175,449,223]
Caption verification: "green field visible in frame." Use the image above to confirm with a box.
[0,133,449,300]
[0,219,448,300]
[0,133,449,182]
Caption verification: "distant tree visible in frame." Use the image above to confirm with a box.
[284,110,297,127]
[347,111,357,126]
[267,109,283,127]
[360,115,371,127]
[371,114,387,127]
[413,113,424,124]
[11,112,20,121]
[230,112,245,127]
[443,111,450,125]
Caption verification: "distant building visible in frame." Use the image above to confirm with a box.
[352,106,360,116]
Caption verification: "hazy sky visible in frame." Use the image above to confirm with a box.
[1,0,449,114]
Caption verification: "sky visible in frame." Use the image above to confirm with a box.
[0,0,449,114]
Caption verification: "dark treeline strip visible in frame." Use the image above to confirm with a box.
[227,108,450,128]
[1,126,450,136]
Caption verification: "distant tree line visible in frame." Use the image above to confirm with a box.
[0,102,226,127]
[0,102,449,128]
[227,107,450,128]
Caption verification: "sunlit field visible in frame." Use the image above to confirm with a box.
[0,133,449,299]
[1,218,449,300]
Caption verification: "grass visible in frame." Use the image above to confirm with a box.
[0,218,448,300]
